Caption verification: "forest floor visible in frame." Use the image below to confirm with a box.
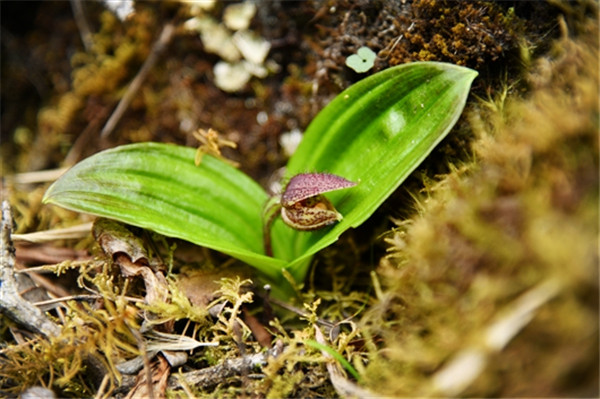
[1,1,598,398]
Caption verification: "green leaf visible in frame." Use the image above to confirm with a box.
[271,62,478,280]
[43,143,286,282]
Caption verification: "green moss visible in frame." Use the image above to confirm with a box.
[360,18,598,397]
[391,0,524,69]
[0,290,141,397]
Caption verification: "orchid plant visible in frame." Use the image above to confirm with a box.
[43,62,477,298]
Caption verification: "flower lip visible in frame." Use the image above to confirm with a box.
[281,173,357,206]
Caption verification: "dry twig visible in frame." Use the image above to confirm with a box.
[0,201,61,337]
[116,342,283,394]
[100,23,175,140]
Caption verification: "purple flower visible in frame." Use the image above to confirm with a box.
[263,173,356,255]
[280,173,356,230]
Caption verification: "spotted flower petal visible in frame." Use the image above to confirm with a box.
[281,173,356,207]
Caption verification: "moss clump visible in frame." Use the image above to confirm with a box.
[388,0,523,69]
[0,272,142,397]
[360,16,598,397]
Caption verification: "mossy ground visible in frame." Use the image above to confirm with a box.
[1,1,597,397]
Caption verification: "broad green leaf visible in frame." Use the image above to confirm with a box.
[270,62,478,280]
[43,143,286,282]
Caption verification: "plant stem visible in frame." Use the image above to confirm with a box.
[262,198,281,257]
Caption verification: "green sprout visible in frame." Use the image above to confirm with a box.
[305,339,362,382]
[43,62,477,299]
[345,46,377,73]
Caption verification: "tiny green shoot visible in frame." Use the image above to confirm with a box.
[43,62,477,298]
[345,46,377,73]
[305,339,362,382]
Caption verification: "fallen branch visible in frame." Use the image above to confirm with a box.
[0,200,61,337]
[115,341,284,394]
